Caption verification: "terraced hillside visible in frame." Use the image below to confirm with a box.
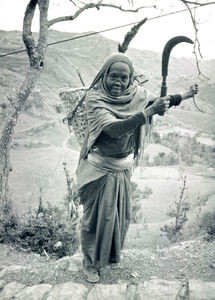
[0,29,215,249]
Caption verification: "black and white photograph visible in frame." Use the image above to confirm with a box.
[0,0,215,299]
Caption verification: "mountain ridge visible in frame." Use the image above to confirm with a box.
[1,29,214,142]
[1,29,214,110]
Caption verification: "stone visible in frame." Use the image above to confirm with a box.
[136,279,181,300]
[0,266,26,279]
[0,280,6,290]
[68,258,82,272]
[0,281,25,299]
[46,282,88,300]
[87,284,129,300]
[189,280,215,300]
[54,260,70,272]
[54,255,82,273]
[14,284,52,300]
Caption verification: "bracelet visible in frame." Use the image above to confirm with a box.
[170,94,182,106]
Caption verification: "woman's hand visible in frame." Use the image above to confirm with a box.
[182,84,199,100]
[144,96,170,118]
[152,96,170,116]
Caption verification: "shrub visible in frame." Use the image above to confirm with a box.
[152,131,161,144]
[0,164,80,258]
[199,211,215,241]
[153,152,179,166]
[160,175,190,243]
[141,150,178,167]
[0,200,79,258]
[159,132,215,168]
[0,200,19,244]
[0,102,7,109]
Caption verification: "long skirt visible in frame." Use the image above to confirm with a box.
[77,156,132,268]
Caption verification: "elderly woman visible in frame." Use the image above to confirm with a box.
[76,52,198,283]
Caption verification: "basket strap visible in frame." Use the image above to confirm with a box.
[63,90,88,125]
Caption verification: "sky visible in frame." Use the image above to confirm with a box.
[0,0,214,59]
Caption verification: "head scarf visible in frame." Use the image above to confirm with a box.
[90,52,134,97]
[80,52,156,160]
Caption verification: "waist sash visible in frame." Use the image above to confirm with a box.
[88,150,134,172]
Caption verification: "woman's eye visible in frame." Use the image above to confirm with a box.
[121,76,128,81]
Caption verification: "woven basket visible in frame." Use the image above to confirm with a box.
[59,87,89,146]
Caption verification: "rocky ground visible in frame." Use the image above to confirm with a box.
[0,238,215,299]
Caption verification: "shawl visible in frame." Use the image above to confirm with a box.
[80,52,156,160]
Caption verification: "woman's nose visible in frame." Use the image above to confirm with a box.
[114,78,122,85]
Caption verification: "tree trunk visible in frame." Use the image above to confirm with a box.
[0,67,41,220]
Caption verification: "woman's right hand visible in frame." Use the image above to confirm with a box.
[144,96,170,118]
[151,96,170,116]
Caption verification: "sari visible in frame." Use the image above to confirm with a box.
[76,53,156,268]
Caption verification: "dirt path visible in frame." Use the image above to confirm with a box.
[1,239,215,289]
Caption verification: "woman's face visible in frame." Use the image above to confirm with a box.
[106,62,131,97]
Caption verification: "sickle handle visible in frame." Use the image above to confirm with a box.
[160,76,167,97]
[161,36,194,97]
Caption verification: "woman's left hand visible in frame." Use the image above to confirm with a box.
[189,84,199,97]
[182,84,199,100]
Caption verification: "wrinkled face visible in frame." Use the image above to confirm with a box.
[106,62,131,96]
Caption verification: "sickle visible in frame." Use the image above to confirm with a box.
[160,36,194,97]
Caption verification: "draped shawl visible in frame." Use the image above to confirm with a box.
[80,52,156,160]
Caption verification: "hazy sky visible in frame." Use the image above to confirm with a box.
[0,0,214,59]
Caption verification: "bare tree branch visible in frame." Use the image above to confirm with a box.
[118,17,147,53]
[180,0,209,79]
[69,0,86,6]
[48,2,154,27]
[23,0,50,69]
[72,66,86,86]
[37,0,49,65]
[22,0,38,63]
[180,0,215,6]
[70,0,79,6]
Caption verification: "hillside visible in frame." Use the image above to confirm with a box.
[1,29,214,134]
[0,30,215,105]
[0,29,215,299]
[0,29,215,243]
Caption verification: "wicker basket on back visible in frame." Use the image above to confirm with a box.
[59,87,89,146]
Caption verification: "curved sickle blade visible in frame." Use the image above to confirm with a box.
[161,35,194,97]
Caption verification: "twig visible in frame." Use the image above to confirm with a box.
[180,0,215,6]
[44,249,51,260]
[48,2,150,27]
[193,95,204,113]
[180,0,210,79]
[76,68,85,86]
